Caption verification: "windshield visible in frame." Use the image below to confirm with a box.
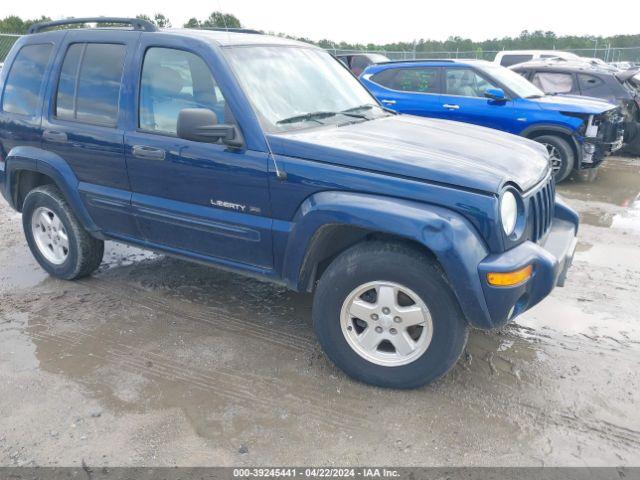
[224,46,386,132]
[477,63,545,98]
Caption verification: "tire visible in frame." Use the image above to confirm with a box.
[312,241,468,389]
[534,135,575,182]
[22,184,104,280]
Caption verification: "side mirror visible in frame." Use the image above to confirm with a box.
[177,108,243,148]
[484,88,507,102]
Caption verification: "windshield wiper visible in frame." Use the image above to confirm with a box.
[277,109,370,126]
[276,111,337,125]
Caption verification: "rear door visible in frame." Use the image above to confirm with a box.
[41,31,139,237]
[366,66,444,117]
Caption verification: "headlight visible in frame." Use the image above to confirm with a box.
[500,190,518,236]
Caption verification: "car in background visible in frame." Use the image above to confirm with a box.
[512,60,640,155]
[336,53,389,76]
[610,61,634,70]
[494,50,580,67]
[360,59,625,181]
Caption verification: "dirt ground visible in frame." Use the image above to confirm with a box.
[0,156,639,467]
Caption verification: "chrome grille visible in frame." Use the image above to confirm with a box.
[529,177,555,242]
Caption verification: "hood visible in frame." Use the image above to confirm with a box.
[534,94,617,114]
[267,115,549,193]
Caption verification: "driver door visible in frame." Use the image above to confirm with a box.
[124,40,273,269]
[439,67,516,133]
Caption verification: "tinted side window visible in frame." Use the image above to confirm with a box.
[55,43,126,126]
[140,47,228,135]
[445,68,495,97]
[2,44,53,116]
[578,74,605,92]
[55,44,83,121]
[351,55,372,75]
[499,54,533,67]
[372,68,439,93]
[532,72,574,94]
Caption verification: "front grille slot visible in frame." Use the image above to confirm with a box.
[529,178,555,242]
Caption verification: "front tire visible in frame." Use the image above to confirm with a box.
[534,135,575,182]
[312,242,468,389]
[22,185,104,280]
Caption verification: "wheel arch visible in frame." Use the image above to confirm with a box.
[521,124,581,165]
[281,191,494,329]
[5,146,99,232]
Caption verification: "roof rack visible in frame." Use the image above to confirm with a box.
[28,17,158,34]
[195,27,262,34]
[377,59,457,65]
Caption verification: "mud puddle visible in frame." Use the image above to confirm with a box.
[558,156,640,230]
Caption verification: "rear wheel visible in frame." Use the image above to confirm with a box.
[312,241,468,389]
[22,185,104,280]
[534,135,575,182]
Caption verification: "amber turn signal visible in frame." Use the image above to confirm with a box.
[487,265,533,287]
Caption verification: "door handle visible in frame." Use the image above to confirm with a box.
[443,104,460,110]
[381,99,396,105]
[132,145,166,161]
[43,130,68,143]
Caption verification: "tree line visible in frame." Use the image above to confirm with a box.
[1,13,638,54]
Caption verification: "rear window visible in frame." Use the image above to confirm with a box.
[499,54,533,67]
[55,43,126,126]
[2,44,53,116]
[372,67,439,93]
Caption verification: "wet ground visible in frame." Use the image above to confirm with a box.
[0,156,639,467]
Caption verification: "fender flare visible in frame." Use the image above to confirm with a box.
[5,146,99,232]
[282,191,494,328]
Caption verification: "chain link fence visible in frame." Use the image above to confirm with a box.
[0,33,21,63]
[1,32,639,64]
[326,46,640,63]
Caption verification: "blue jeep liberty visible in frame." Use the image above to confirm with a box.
[0,18,579,388]
[361,59,625,182]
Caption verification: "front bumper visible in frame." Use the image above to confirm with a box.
[476,200,578,328]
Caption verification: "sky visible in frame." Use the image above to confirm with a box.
[4,0,639,44]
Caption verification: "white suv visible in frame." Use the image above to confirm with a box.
[494,50,580,67]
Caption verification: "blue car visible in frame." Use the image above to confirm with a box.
[361,59,625,181]
[0,18,578,388]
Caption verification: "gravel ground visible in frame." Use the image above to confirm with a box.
[0,156,639,467]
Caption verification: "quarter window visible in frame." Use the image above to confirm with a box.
[139,47,228,135]
[578,74,605,92]
[532,72,574,94]
[445,68,495,97]
[372,68,439,93]
[2,44,53,116]
[55,43,126,126]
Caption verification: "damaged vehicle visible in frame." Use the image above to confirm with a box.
[1,18,579,389]
[361,59,625,181]
[512,59,640,155]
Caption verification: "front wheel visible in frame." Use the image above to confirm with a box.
[312,242,468,389]
[534,135,575,182]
